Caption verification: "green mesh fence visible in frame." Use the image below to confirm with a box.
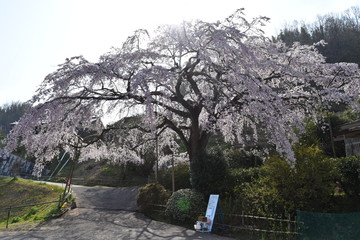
[297,210,360,240]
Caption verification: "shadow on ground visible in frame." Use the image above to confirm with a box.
[0,184,234,240]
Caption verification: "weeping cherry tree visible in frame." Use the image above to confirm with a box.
[5,9,360,187]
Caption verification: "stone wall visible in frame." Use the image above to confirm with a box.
[0,149,36,177]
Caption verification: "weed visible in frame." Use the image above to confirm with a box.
[11,217,22,223]
[33,216,44,221]
[24,207,40,220]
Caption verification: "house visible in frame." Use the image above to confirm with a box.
[334,120,360,156]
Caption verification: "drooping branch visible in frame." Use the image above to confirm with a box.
[5,8,359,174]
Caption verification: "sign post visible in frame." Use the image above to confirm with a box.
[205,194,219,232]
[194,194,226,232]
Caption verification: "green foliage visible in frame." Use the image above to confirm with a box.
[117,150,156,179]
[0,177,64,229]
[10,176,19,182]
[136,183,170,213]
[0,129,5,148]
[224,148,263,168]
[24,207,40,220]
[159,163,191,191]
[190,148,229,197]
[0,102,29,135]
[299,116,348,157]
[238,160,291,216]
[11,217,22,223]
[237,145,339,216]
[229,167,265,195]
[165,188,205,222]
[275,6,360,65]
[287,145,338,212]
[46,205,62,217]
[231,167,265,181]
[100,167,118,176]
[33,216,44,221]
[335,156,360,197]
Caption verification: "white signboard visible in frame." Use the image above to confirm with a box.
[205,194,219,232]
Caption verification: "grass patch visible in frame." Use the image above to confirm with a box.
[0,177,64,231]
[100,167,119,176]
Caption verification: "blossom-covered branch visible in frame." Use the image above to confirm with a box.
[5,9,359,178]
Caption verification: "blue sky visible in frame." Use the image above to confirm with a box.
[1,0,359,106]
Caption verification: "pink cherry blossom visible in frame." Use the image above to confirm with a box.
[5,9,360,175]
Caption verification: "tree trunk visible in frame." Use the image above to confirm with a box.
[188,125,210,193]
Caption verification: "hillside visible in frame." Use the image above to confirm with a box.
[49,159,150,187]
[0,177,63,230]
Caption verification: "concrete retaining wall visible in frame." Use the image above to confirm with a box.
[0,149,36,177]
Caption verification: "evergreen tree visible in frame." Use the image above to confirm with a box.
[275,6,360,65]
[0,102,29,135]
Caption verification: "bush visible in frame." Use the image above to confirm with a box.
[165,188,206,222]
[235,144,339,216]
[230,167,265,186]
[190,148,229,196]
[336,156,360,197]
[228,167,265,197]
[224,148,263,168]
[136,183,170,213]
[159,163,191,191]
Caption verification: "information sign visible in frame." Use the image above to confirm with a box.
[205,194,219,232]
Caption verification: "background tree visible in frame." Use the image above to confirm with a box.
[275,6,360,65]
[0,129,5,148]
[6,9,360,191]
[0,102,29,135]
[0,102,30,156]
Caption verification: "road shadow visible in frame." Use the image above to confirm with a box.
[0,185,234,239]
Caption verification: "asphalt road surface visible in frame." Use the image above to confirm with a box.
[0,184,235,240]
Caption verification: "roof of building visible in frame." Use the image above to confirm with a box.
[334,120,360,140]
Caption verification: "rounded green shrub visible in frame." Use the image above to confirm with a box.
[165,188,205,222]
[136,183,170,213]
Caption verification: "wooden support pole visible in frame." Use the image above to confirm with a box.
[288,214,291,232]
[6,206,11,229]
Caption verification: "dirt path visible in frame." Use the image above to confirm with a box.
[0,184,234,240]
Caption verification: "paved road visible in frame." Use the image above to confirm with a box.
[0,184,235,240]
[72,185,139,211]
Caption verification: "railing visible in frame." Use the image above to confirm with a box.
[148,204,298,240]
[1,200,60,229]
[220,212,298,239]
